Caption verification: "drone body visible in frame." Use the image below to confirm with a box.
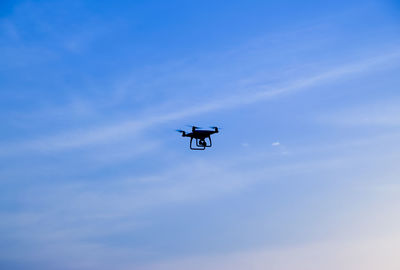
[177,126,219,150]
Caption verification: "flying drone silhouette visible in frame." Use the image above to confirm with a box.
[176,126,219,150]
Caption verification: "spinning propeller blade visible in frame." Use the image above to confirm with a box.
[176,129,186,136]
[186,125,201,129]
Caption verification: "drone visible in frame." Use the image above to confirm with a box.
[176,126,219,150]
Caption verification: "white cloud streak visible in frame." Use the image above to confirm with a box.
[139,234,400,270]
[6,49,399,154]
[2,129,400,269]
[320,98,400,127]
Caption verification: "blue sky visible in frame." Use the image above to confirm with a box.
[1,0,400,269]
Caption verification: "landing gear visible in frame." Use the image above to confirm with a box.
[190,137,212,150]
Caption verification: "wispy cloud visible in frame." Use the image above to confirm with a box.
[319,98,400,127]
[2,2,400,270]
[3,135,400,269]
[3,49,400,155]
[140,234,400,270]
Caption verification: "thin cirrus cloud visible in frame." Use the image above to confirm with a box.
[5,131,400,270]
[320,99,400,127]
[5,49,400,154]
[140,234,400,270]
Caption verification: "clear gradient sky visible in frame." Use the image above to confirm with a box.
[1,1,400,269]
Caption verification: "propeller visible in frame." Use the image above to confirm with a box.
[176,129,186,136]
[186,125,201,129]
[185,125,201,132]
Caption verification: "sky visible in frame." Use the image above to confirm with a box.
[1,0,400,269]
